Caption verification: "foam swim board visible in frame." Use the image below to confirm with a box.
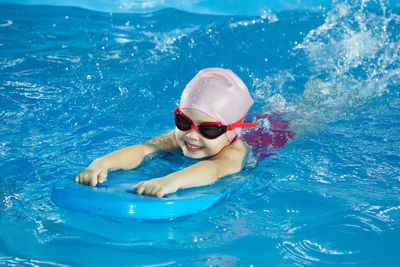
[52,172,229,219]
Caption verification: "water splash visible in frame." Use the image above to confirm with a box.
[293,0,400,124]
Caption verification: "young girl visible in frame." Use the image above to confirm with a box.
[75,68,258,198]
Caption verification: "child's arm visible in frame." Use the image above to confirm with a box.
[75,130,179,186]
[134,139,247,198]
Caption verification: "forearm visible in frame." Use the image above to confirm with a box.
[167,160,221,190]
[134,140,246,197]
[165,143,245,190]
[77,144,156,186]
[91,144,155,171]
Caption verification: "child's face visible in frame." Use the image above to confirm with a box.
[175,108,230,159]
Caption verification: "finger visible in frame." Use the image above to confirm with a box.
[89,174,98,186]
[141,184,151,196]
[153,185,164,197]
[155,190,165,198]
[78,174,85,184]
[157,184,170,198]
[75,175,79,183]
[98,170,107,183]
[137,182,147,195]
[149,183,159,196]
[134,181,144,189]
[81,174,88,185]
[145,183,155,195]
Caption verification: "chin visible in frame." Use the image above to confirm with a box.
[183,149,207,159]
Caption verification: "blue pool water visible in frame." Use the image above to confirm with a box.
[1,0,400,266]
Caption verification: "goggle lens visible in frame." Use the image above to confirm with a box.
[199,124,225,139]
[175,113,226,139]
[175,114,192,131]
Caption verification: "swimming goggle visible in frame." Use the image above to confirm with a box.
[174,108,259,139]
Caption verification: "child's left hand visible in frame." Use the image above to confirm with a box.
[134,176,179,198]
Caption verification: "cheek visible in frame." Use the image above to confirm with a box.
[174,128,185,145]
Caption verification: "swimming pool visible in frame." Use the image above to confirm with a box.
[1,0,400,265]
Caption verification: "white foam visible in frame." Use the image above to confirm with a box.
[114,37,133,44]
[0,19,13,27]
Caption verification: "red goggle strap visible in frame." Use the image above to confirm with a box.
[226,114,259,131]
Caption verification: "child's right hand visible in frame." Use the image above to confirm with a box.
[75,162,108,186]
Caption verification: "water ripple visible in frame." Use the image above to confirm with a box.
[0,57,25,70]
[277,239,355,266]
[0,257,70,267]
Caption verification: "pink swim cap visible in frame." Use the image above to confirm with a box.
[180,68,255,141]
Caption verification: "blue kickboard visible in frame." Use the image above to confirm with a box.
[52,174,228,219]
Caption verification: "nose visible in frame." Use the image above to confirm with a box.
[186,129,201,140]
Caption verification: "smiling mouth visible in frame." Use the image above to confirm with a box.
[184,141,204,152]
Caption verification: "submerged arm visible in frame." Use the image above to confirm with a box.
[135,139,247,197]
[76,130,179,186]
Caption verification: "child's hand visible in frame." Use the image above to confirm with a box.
[75,165,108,186]
[134,177,179,198]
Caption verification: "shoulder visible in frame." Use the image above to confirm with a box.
[210,138,247,177]
[217,138,246,159]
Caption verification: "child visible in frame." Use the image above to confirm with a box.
[76,68,258,198]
